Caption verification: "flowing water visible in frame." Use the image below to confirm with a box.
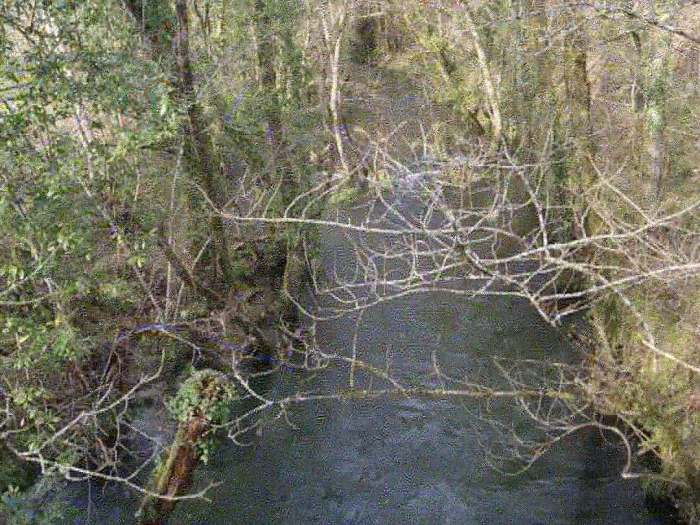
[62,178,678,525]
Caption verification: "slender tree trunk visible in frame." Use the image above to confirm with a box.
[561,11,594,156]
[630,31,646,113]
[639,0,675,199]
[254,0,282,151]
[252,0,302,202]
[124,0,232,293]
[462,5,502,152]
[174,0,233,288]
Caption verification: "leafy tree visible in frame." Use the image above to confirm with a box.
[1,1,700,523]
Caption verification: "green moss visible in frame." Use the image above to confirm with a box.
[166,369,237,424]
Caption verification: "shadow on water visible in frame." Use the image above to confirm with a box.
[60,187,680,525]
[164,298,676,525]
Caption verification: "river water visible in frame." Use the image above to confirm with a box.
[62,174,677,525]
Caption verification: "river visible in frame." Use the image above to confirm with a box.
[63,169,677,525]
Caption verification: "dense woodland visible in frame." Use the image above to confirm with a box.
[1,0,700,523]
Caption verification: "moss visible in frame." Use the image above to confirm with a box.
[166,369,236,424]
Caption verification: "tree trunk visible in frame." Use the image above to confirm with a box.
[252,0,301,201]
[639,0,675,199]
[122,0,233,295]
[254,0,282,151]
[136,417,209,525]
[136,370,232,525]
[630,31,646,114]
[174,0,233,288]
[462,5,502,153]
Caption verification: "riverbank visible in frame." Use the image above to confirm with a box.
[584,286,700,523]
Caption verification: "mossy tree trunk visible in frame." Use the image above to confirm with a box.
[562,13,599,240]
[637,0,676,200]
[136,417,208,525]
[137,370,234,525]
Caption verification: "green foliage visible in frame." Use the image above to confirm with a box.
[166,370,237,424]
[165,369,237,464]
[0,0,697,520]
[0,446,38,496]
[0,0,184,483]
[596,296,630,350]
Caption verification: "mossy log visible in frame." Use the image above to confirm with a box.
[137,370,233,525]
[137,416,208,525]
